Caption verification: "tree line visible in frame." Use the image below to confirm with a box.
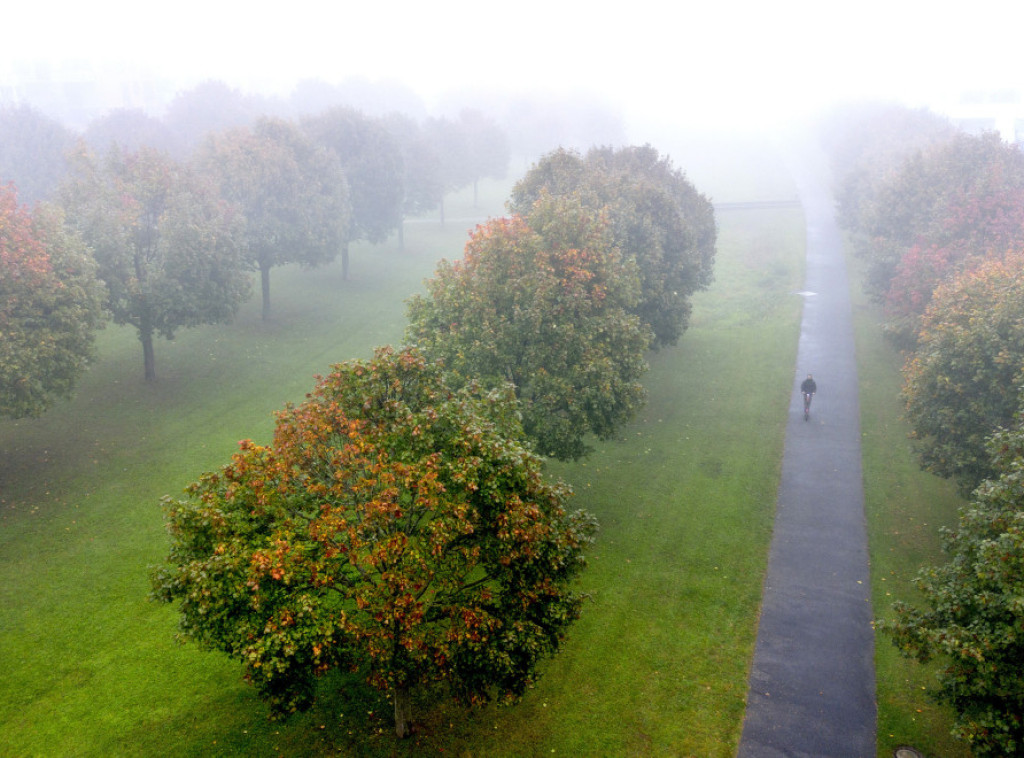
[824,103,1024,756]
[151,144,717,736]
[0,90,510,397]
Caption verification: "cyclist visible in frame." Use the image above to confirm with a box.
[800,373,817,420]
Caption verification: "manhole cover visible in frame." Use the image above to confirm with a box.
[894,748,924,758]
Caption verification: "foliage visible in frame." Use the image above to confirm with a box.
[198,117,350,321]
[850,131,1024,310]
[381,112,443,219]
[407,193,650,460]
[820,102,955,234]
[151,346,596,737]
[456,109,510,205]
[0,104,77,205]
[881,425,1024,757]
[61,145,251,380]
[83,107,181,157]
[509,145,716,349]
[302,107,405,251]
[161,80,261,158]
[902,251,1024,492]
[0,184,105,418]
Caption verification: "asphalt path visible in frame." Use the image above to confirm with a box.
[736,163,877,757]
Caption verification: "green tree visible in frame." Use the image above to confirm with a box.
[198,117,350,321]
[302,107,404,277]
[0,184,105,418]
[62,146,250,381]
[881,425,1024,756]
[407,193,651,460]
[902,251,1024,492]
[380,113,443,248]
[457,109,509,206]
[510,145,716,349]
[152,346,595,738]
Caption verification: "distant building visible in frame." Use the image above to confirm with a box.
[936,90,1024,145]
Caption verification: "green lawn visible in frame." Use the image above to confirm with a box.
[3,144,936,757]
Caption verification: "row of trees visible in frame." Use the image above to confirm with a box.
[826,104,1024,755]
[0,99,510,408]
[152,144,716,736]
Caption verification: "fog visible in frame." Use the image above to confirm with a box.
[4,0,1024,142]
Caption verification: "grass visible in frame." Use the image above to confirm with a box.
[1,146,813,756]
[849,257,971,758]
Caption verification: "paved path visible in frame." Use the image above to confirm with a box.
[737,161,877,757]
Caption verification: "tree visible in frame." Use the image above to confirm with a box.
[407,193,651,460]
[161,80,263,158]
[380,113,443,248]
[851,131,1024,306]
[881,425,1024,756]
[62,146,250,381]
[0,105,77,206]
[456,109,509,206]
[83,107,181,157]
[198,118,350,321]
[510,145,716,349]
[152,346,596,737]
[302,107,404,277]
[0,184,105,418]
[902,251,1024,492]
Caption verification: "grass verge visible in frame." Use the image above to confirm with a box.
[849,257,971,758]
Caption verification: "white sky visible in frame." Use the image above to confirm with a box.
[4,0,1024,132]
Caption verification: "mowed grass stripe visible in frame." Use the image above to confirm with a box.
[0,173,805,755]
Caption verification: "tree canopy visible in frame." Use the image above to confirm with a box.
[881,425,1024,756]
[0,184,105,418]
[199,117,350,321]
[152,346,595,737]
[302,107,404,276]
[509,145,716,349]
[407,192,650,460]
[0,105,77,206]
[62,146,251,380]
[902,250,1024,492]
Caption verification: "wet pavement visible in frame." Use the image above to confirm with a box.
[736,162,877,757]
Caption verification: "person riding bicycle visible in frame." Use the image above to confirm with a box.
[800,373,817,419]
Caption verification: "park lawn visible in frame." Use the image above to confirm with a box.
[848,257,971,758]
[0,151,805,756]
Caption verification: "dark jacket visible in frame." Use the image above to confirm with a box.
[801,378,817,395]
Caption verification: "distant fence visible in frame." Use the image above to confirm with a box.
[713,199,803,212]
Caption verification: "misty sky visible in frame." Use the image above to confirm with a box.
[5,0,1024,130]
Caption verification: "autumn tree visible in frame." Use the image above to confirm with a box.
[881,425,1024,756]
[407,193,651,460]
[0,184,105,418]
[198,117,350,321]
[851,131,1024,309]
[302,107,404,277]
[821,102,955,234]
[152,346,595,738]
[83,107,180,156]
[62,146,250,381]
[902,251,1024,492]
[510,145,716,349]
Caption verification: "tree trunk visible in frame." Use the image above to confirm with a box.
[473,178,479,208]
[398,220,405,250]
[341,240,350,281]
[393,683,412,739]
[140,325,156,382]
[260,261,272,322]
[439,196,445,228]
